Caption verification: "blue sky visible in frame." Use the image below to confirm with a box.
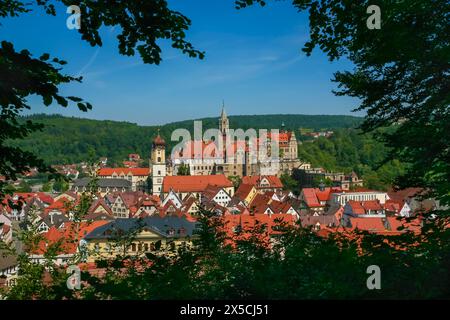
[2,0,362,125]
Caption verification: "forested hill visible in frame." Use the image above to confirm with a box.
[165,114,362,131]
[15,113,362,165]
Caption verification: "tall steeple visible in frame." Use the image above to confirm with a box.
[219,101,229,136]
[220,100,226,118]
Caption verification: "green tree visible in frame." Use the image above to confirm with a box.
[41,181,52,192]
[52,178,68,193]
[280,172,299,195]
[177,163,190,176]
[0,0,204,199]
[228,175,242,189]
[15,180,31,192]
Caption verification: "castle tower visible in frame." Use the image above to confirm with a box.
[289,130,298,159]
[219,102,229,136]
[151,131,166,195]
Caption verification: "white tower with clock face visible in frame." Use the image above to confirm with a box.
[151,131,166,195]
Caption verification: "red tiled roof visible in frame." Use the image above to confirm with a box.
[113,191,146,208]
[388,188,423,200]
[242,175,283,189]
[248,193,272,210]
[34,221,110,255]
[162,175,232,193]
[98,167,150,176]
[44,197,74,214]
[202,184,225,200]
[386,216,422,234]
[385,200,401,213]
[181,195,198,210]
[301,188,322,208]
[301,187,342,208]
[300,214,340,228]
[361,200,383,211]
[315,187,342,202]
[224,213,295,240]
[88,199,113,216]
[12,192,54,205]
[269,200,296,214]
[347,200,383,214]
[234,184,255,201]
[348,217,386,232]
[123,161,139,168]
[1,224,11,236]
[347,201,366,215]
[36,192,54,204]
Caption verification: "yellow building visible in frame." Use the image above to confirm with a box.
[82,216,198,262]
[233,184,258,206]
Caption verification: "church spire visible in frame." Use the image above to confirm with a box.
[220,100,226,118]
[219,101,229,136]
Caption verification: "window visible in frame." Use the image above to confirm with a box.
[157,157,161,162]
[131,243,137,252]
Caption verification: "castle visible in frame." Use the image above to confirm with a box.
[150,107,308,195]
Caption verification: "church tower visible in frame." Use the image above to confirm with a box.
[219,102,229,136]
[151,131,166,196]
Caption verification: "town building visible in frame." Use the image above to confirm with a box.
[233,184,258,206]
[300,186,343,214]
[29,221,110,266]
[82,216,198,262]
[241,175,283,193]
[72,178,132,196]
[97,167,150,192]
[329,189,390,206]
[200,185,232,208]
[161,174,234,200]
[296,167,363,190]
[0,250,18,289]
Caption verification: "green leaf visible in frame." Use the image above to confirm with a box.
[40,53,50,61]
[43,95,52,106]
[77,102,87,112]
